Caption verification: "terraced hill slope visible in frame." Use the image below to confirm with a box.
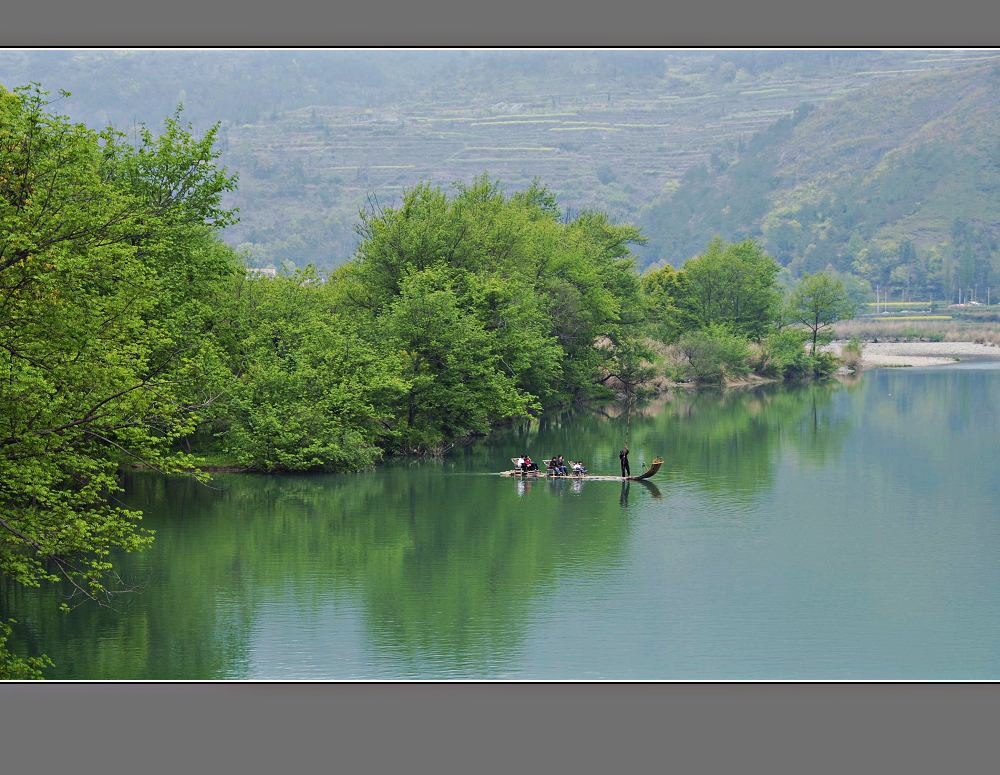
[636,62,999,296]
[2,50,997,279]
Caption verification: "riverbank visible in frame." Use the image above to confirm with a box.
[144,334,969,478]
[827,340,1000,368]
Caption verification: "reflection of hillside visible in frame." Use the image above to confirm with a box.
[4,380,862,678]
[852,367,1000,495]
[4,465,631,678]
[460,386,854,521]
[634,382,851,501]
[6,370,997,679]
[2,473,258,679]
[861,367,1000,443]
[482,382,852,505]
[311,469,631,670]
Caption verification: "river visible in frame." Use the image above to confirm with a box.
[4,363,999,679]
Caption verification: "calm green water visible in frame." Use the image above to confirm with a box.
[4,364,1000,679]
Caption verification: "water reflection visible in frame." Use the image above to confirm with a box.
[4,461,633,678]
[9,369,998,679]
[488,380,854,503]
[619,481,630,508]
[3,380,850,678]
[638,479,662,499]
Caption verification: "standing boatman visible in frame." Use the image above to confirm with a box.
[619,445,630,478]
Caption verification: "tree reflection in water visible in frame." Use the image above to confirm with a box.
[3,378,856,678]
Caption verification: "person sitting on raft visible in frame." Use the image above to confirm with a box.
[524,455,538,472]
[515,455,526,472]
[572,460,587,475]
[555,455,569,476]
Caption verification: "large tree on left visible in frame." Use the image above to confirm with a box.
[0,85,240,676]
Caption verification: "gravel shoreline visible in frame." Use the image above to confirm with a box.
[828,341,1000,368]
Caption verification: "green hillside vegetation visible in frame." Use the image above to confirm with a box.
[638,64,1000,300]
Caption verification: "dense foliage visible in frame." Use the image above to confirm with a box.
[329,177,646,450]
[219,269,406,470]
[0,85,244,672]
[676,325,751,383]
[639,239,853,383]
[0,92,647,669]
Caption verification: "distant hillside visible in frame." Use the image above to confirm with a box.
[4,50,996,273]
[637,63,1000,298]
[0,50,1000,288]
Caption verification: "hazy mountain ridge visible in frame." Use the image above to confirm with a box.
[1,50,997,284]
[637,62,1000,294]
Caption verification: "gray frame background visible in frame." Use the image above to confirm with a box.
[2,0,1000,45]
[2,1,999,772]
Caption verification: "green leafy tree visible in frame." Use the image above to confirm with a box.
[677,324,751,383]
[640,263,696,343]
[788,271,857,354]
[344,176,644,405]
[0,85,239,670]
[543,211,644,396]
[220,270,406,471]
[382,266,533,452]
[679,238,783,339]
[462,271,564,406]
[596,332,657,399]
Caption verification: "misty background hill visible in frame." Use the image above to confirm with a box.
[638,61,1000,291]
[1,49,997,295]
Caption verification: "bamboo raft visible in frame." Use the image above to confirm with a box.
[501,457,663,482]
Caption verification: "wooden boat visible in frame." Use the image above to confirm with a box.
[629,458,663,481]
[502,457,663,481]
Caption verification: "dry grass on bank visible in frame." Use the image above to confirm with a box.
[833,319,1000,347]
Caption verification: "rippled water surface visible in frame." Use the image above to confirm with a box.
[5,365,999,678]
